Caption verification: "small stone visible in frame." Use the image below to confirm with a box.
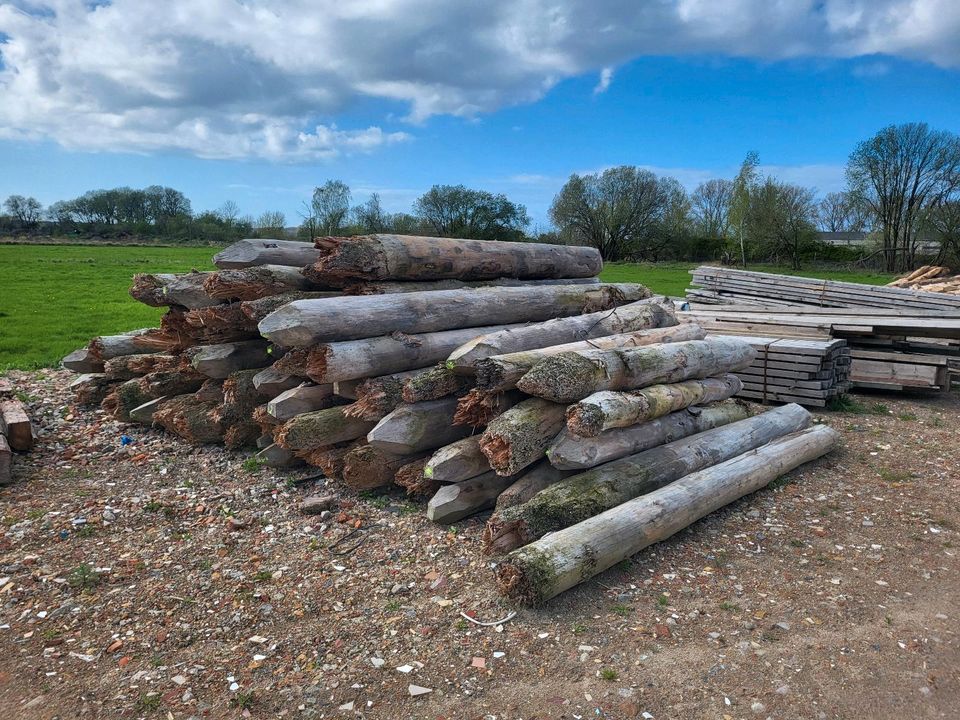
[300,495,337,515]
[774,622,791,632]
[776,685,790,695]
[471,657,486,669]
[653,624,671,639]
[102,510,117,522]
[106,640,123,653]
[750,702,766,714]
[229,682,240,692]
[172,674,188,685]
[396,665,413,673]
[408,684,432,697]
[338,700,355,710]
[248,635,268,644]
[370,657,385,668]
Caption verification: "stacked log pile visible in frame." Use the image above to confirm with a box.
[0,380,33,485]
[888,265,960,294]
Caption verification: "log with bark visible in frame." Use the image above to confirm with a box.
[342,277,601,294]
[211,369,263,449]
[303,325,523,384]
[547,399,752,470]
[516,337,757,403]
[274,406,375,452]
[424,436,491,484]
[343,369,428,422]
[128,397,169,424]
[297,439,364,478]
[341,445,426,490]
[495,424,840,603]
[0,435,10,486]
[259,284,650,346]
[62,348,104,373]
[89,329,154,360]
[478,398,567,476]
[152,388,225,444]
[203,264,317,301]
[0,399,33,451]
[426,470,523,524]
[401,365,474,403]
[446,300,676,372]
[135,306,260,352]
[484,403,811,554]
[474,325,707,393]
[494,460,575,512]
[271,348,311,377]
[103,353,177,380]
[566,374,744,437]
[101,379,155,422]
[304,234,603,286]
[129,271,218,308]
[70,373,114,405]
[393,458,438,496]
[453,389,524,427]
[239,290,343,323]
[367,397,473,454]
[252,367,303,397]
[138,365,206,397]
[213,238,322,269]
[266,383,336,421]
[189,340,276,379]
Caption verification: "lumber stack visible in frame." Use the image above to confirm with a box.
[889,265,960,294]
[0,380,33,485]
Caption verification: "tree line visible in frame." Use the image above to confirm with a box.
[4,122,958,270]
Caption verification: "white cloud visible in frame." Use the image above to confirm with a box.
[0,1,958,160]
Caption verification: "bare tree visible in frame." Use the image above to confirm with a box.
[312,180,352,236]
[817,191,869,233]
[925,198,960,265]
[690,179,732,238]
[216,200,241,223]
[847,122,960,271]
[3,194,43,226]
[352,193,390,233]
[256,210,286,236]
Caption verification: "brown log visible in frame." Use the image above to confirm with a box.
[297,439,364,477]
[0,435,11,485]
[152,392,225,444]
[424,436,491,484]
[341,445,426,490]
[274,405,375,452]
[62,347,104,373]
[474,325,706,392]
[213,238,322,269]
[367,397,473,454]
[401,365,474,403]
[103,353,171,380]
[342,277,602,294]
[101,379,155,422]
[211,369,263,449]
[70,373,114,406]
[129,271,218,308]
[516,337,757,403]
[394,458,438,496]
[494,460,575,512]
[0,400,33,451]
[446,300,676,372]
[266,384,337,421]
[479,398,567,476]
[129,397,169,424]
[203,264,316,301]
[344,369,428,422]
[259,284,650,346]
[189,340,275,379]
[452,389,525,427]
[305,234,602,286]
[271,348,311,377]
[138,365,206,397]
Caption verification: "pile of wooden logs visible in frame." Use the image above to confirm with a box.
[888,265,960,294]
[0,380,33,485]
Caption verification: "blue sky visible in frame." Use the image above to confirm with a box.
[1,1,959,228]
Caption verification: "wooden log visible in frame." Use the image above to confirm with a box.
[305,234,603,286]
[190,341,275,379]
[494,460,575,512]
[103,353,169,380]
[152,392,225,444]
[496,424,840,604]
[393,458,438,496]
[129,271,218,308]
[259,284,651,346]
[401,365,474,403]
[426,470,523,524]
[474,325,706,392]
[70,373,114,405]
[566,374,744,437]
[62,347,104,373]
[547,399,752,470]
[453,389,525,427]
[341,445,425,490]
[239,290,343,323]
[213,238,322,269]
[343,277,602,294]
[274,406,375,452]
[211,369,264,449]
[271,347,311,378]
[0,400,33,451]
[333,379,361,400]
[297,439,364,477]
[256,443,305,468]
[344,369,428,422]
[367,397,473,454]
[484,403,811,554]
[424,436,491,484]
[446,300,676,372]
[304,324,524,384]
[479,398,567,476]
[101,379,154,422]
[516,337,757,403]
[89,329,154,360]
[138,366,206,397]
[128,397,168,424]
[252,367,303,397]
[0,435,11,485]
[203,264,316,301]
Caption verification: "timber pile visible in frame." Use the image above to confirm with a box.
[685,267,960,394]
[889,266,960,294]
[0,380,34,485]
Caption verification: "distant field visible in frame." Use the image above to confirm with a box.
[0,246,898,371]
[0,245,216,370]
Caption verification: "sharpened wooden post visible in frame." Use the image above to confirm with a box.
[479,398,567,476]
[367,397,473,454]
[274,406,375,452]
[426,470,523,525]
[424,436,491,484]
[213,238,322,269]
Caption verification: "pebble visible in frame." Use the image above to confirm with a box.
[751,701,766,714]
[370,657,385,668]
[408,685,432,697]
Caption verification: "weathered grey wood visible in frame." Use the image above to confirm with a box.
[213,238,322,269]
[401,365,474,403]
[484,404,811,554]
[516,337,757,403]
[0,400,33,451]
[275,406,375,452]
[474,325,706,392]
[259,284,650,346]
[89,329,154,360]
[190,341,274,379]
[566,374,744,437]
[447,300,676,371]
[252,367,303,397]
[256,443,305,468]
[345,277,602,294]
[496,424,839,603]
[333,379,361,399]
[204,264,316,301]
[62,347,104,373]
[341,445,427,490]
[304,324,523,384]
[0,435,11,485]
[547,399,752,470]
[129,271,218,308]
[306,234,602,285]
[479,398,567,476]
[424,436,491,484]
[494,460,575,512]
[367,397,473,454]
[426,470,523,525]
[266,384,336,421]
[128,397,169,424]
[239,290,344,323]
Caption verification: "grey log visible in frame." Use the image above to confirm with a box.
[212,238,322,269]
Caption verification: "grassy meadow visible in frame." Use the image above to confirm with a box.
[0,245,897,370]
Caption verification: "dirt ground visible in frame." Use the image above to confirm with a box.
[1,369,957,720]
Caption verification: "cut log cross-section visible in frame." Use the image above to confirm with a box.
[266,384,336,421]
[0,399,33,451]
[479,398,567,476]
[129,271,218,308]
[203,265,317,301]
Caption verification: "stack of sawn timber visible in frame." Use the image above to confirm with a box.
[0,379,34,485]
[685,266,960,394]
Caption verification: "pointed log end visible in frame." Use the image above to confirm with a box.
[516,353,596,403]
[482,516,528,556]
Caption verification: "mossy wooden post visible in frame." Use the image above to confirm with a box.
[103,354,170,381]
[402,365,474,403]
[426,470,523,525]
[516,337,757,403]
[70,373,114,406]
[345,369,428,421]
[239,291,343,323]
[129,397,169,424]
[495,425,840,604]
[494,460,575,511]
[446,300,674,372]
[190,340,275,379]
[473,325,706,392]
[304,234,603,285]
[213,238,322,269]
[342,445,427,490]
[259,284,650,346]
[152,393,225,445]
[566,374,744,437]
[367,397,473,454]
[296,439,363,478]
[274,406,375,452]
[484,403,812,554]
[394,458,437,496]
[479,398,567,476]
[101,379,154,422]
[547,399,751,470]
[203,264,317,301]
[424,436,491,484]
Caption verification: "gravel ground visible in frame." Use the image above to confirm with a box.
[1,369,958,720]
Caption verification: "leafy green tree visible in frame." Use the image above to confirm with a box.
[311,180,351,236]
[352,193,390,233]
[3,194,43,226]
[728,152,760,266]
[413,184,529,241]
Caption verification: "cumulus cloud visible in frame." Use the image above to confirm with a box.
[0,0,958,160]
[593,67,614,94]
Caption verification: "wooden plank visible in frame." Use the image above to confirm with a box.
[0,400,33,451]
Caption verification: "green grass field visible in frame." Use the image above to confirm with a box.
[0,246,897,370]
